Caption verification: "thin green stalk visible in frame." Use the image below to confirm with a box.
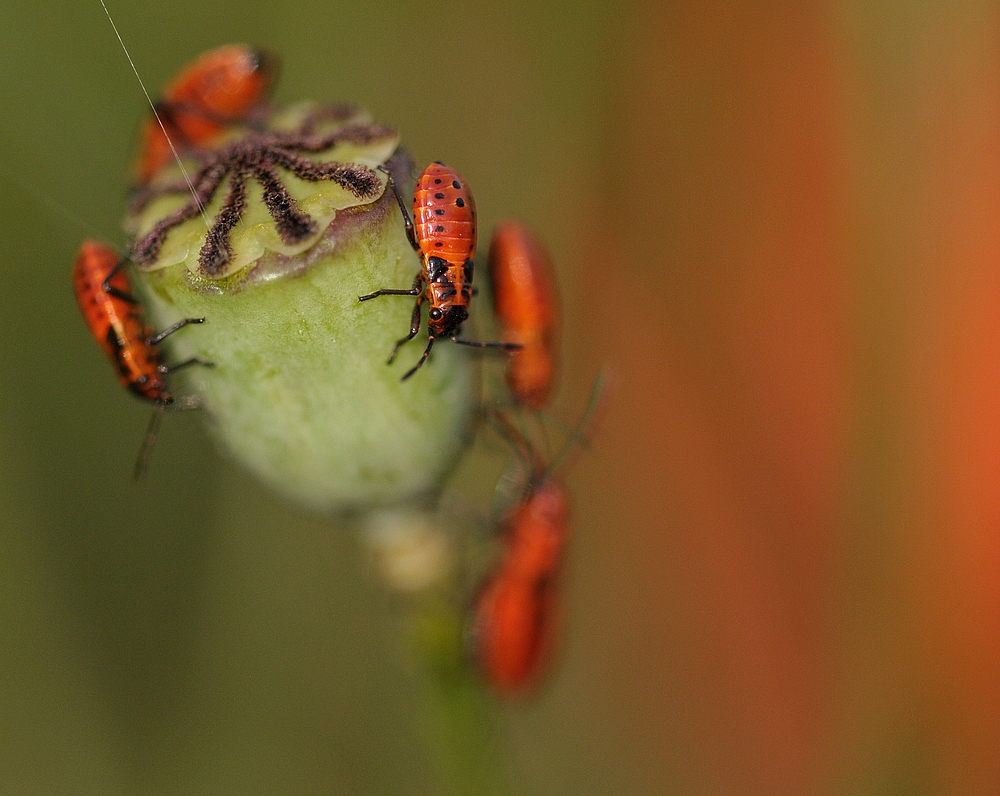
[406,600,511,796]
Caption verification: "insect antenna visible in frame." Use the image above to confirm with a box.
[487,368,608,490]
[485,412,537,520]
[487,411,535,476]
[132,402,165,481]
[539,367,609,484]
[98,0,210,229]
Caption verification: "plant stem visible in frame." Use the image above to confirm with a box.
[406,600,511,796]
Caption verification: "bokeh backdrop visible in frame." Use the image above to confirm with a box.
[3,1,1000,793]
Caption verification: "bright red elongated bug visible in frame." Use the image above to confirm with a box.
[358,162,521,380]
[72,240,212,477]
[473,478,568,693]
[488,220,559,409]
[470,372,606,693]
[134,44,275,186]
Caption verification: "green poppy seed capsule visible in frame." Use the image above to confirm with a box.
[125,103,477,511]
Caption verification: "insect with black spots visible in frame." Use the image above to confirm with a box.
[359,162,521,380]
[72,240,213,478]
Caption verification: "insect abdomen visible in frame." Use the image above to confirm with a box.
[413,162,476,264]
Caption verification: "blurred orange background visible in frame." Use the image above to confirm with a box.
[2,1,1000,793]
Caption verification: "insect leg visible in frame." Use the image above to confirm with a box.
[359,272,423,302]
[401,336,436,381]
[147,317,206,345]
[159,357,216,374]
[376,165,420,252]
[102,258,140,304]
[451,338,523,351]
[387,294,425,364]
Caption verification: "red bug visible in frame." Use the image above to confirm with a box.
[488,220,559,409]
[359,162,520,380]
[72,240,212,477]
[472,477,568,693]
[470,372,606,693]
[134,44,275,186]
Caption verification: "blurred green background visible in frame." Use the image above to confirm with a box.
[5,1,1000,794]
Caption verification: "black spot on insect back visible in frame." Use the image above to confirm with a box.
[435,209,446,216]
[456,197,465,208]
[435,225,445,232]
[435,193,445,199]
[452,180,461,189]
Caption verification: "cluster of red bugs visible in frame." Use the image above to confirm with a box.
[76,44,393,476]
[349,141,585,692]
[354,154,584,691]
[466,220,603,694]
[351,144,591,692]
[74,42,596,694]
[73,44,274,477]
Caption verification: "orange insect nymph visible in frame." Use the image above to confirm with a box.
[488,220,559,409]
[413,162,476,337]
[359,162,520,380]
[134,44,275,186]
[72,240,212,476]
[73,240,168,402]
[473,480,568,693]
[469,371,605,693]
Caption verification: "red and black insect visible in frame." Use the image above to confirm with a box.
[469,372,605,693]
[134,44,276,187]
[488,220,559,409]
[72,240,212,477]
[359,162,520,380]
